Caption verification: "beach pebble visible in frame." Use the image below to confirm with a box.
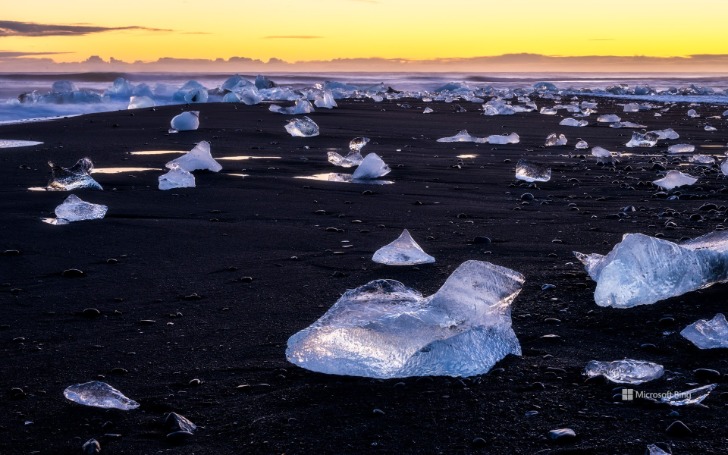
[472,236,491,245]
[164,412,197,433]
[372,408,385,416]
[10,387,26,399]
[166,430,194,444]
[693,368,721,382]
[548,428,576,442]
[82,438,101,454]
[521,193,535,201]
[665,420,692,437]
[61,268,86,278]
[82,308,101,318]
[471,437,487,448]
[2,249,20,256]
[239,276,254,283]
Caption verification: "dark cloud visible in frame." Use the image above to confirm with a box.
[0,20,170,37]
[0,50,69,57]
[263,35,323,39]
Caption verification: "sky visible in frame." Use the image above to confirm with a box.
[3,0,728,72]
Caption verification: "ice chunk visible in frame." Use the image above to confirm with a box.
[626,131,659,147]
[559,118,588,127]
[597,114,621,123]
[515,160,551,182]
[54,194,108,222]
[687,109,700,118]
[660,384,716,406]
[327,150,363,168]
[314,91,337,109]
[165,141,222,172]
[169,111,199,133]
[584,359,664,384]
[47,158,103,191]
[622,103,640,113]
[591,146,615,164]
[681,313,728,349]
[284,116,319,137]
[255,74,277,89]
[269,99,314,115]
[545,133,567,146]
[349,136,370,152]
[667,144,695,154]
[705,125,717,132]
[437,129,479,143]
[159,164,195,190]
[689,154,714,165]
[372,229,435,265]
[539,107,558,115]
[238,86,263,105]
[127,96,154,110]
[723,109,728,117]
[482,99,515,116]
[651,128,680,140]
[653,170,697,190]
[646,444,670,455]
[63,381,139,410]
[612,121,647,129]
[722,158,728,176]
[221,74,253,93]
[0,139,42,148]
[574,231,728,308]
[423,107,433,114]
[173,81,208,103]
[286,260,524,378]
[575,139,589,149]
[352,153,390,179]
[480,133,520,145]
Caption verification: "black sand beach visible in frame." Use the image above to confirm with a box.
[1,98,728,454]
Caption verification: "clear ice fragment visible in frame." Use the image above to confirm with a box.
[613,121,647,129]
[545,133,567,146]
[597,114,621,123]
[437,130,479,143]
[327,150,363,168]
[539,107,558,115]
[284,116,319,137]
[0,139,42,148]
[687,109,700,118]
[63,381,139,410]
[575,139,589,149]
[314,91,337,109]
[515,160,551,182]
[574,230,728,308]
[667,144,695,154]
[481,133,520,145]
[584,359,664,384]
[646,444,670,455]
[660,384,716,406]
[680,313,728,349]
[423,107,434,114]
[47,158,103,191]
[626,132,659,148]
[127,96,154,110]
[166,141,222,172]
[286,260,524,378]
[269,99,314,115]
[622,103,640,113]
[54,194,108,222]
[559,118,588,127]
[722,158,728,176]
[651,128,680,140]
[372,229,435,265]
[169,111,200,133]
[653,170,697,190]
[352,153,391,180]
[349,137,370,152]
[158,164,196,190]
[705,125,717,132]
[689,154,714,165]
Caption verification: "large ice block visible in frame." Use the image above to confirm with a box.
[515,160,551,182]
[681,313,728,349]
[169,111,200,132]
[352,153,391,179]
[372,229,435,265]
[286,260,524,378]
[47,158,103,191]
[284,116,319,137]
[165,141,222,172]
[584,359,664,384]
[159,164,196,190]
[575,231,728,308]
[53,194,107,222]
[63,381,139,410]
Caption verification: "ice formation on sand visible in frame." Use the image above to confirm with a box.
[372,229,436,265]
[613,121,647,129]
[349,137,370,152]
[653,170,697,190]
[284,116,319,137]
[53,194,108,223]
[47,158,103,191]
[667,144,695,154]
[166,141,222,172]
[651,128,680,140]
[722,158,728,176]
[545,133,567,146]
[597,114,621,123]
[169,111,200,133]
[328,150,363,168]
[423,107,434,114]
[479,133,520,145]
[626,132,659,147]
[159,164,195,190]
[269,99,314,115]
[591,146,614,163]
[63,381,139,410]
[687,109,700,118]
[437,130,480,143]
[689,154,714,165]
[681,313,728,349]
[704,125,717,132]
[286,260,524,378]
[352,153,391,179]
[127,96,154,110]
[574,230,728,308]
[0,139,42,148]
[515,160,551,182]
[314,91,337,109]
[584,359,664,384]
[575,139,589,149]
[559,118,588,127]
[661,384,716,406]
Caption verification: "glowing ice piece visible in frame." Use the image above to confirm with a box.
[575,139,589,149]
[127,96,154,110]
[681,313,728,349]
[687,109,700,118]
[165,141,222,172]
[622,103,640,113]
[349,137,370,152]
[47,158,102,191]
[423,107,434,114]
[584,359,664,384]
[591,146,614,163]
[515,160,551,182]
[437,130,479,143]
[689,154,714,165]
[159,164,195,190]
[0,139,42,148]
[169,111,200,133]
[480,133,520,145]
[372,229,435,265]
[63,381,139,410]
[626,132,659,148]
[286,260,524,378]
[482,99,515,116]
[54,194,108,222]
[314,91,337,109]
[705,125,717,132]
[597,114,621,123]
[269,99,314,115]
[660,384,716,406]
[284,116,319,137]
[352,153,390,179]
[545,133,567,146]
[613,121,647,129]
[668,144,695,154]
[651,128,680,140]
[327,150,363,168]
[559,118,588,127]
[653,170,697,190]
[574,230,728,308]
[722,158,728,176]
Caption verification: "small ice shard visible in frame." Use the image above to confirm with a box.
[646,444,670,455]
[597,114,621,123]
[651,128,680,140]
[284,116,319,137]
[47,158,103,191]
[314,91,337,109]
[437,129,479,143]
[574,230,728,308]
[722,158,728,176]
[653,170,697,190]
[349,136,370,152]
[591,146,614,163]
[63,381,139,410]
[158,164,195,190]
[372,229,435,265]
[660,384,717,406]
[54,194,108,222]
[584,359,664,384]
[626,131,659,148]
[545,133,567,146]
[286,260,524,378]
[327,150,363,168]
[540,107,558,115]
[127,96,154,110]
[689,154,715,165]
[352,153,390,179]
[681,313,728,349]
[687,109,700,118]
[559,118,588,127]
[613,121,647,129]
[169,111,200,133]
[667,143,695,154]
[481,133,520,145]
[575,139,589,149]
[482,99,515,116]
[423,107,433,114]
[705,125,717,132]
[269,99,314,115]
[623,103,640,113]
[0,139,42,148]
[515,159,551,182]
[165,141,222,172]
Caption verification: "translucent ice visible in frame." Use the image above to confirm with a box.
[437,130,480,143]
[165,141,222,172]
[626,132,659,148]
[646,444,670,455]
[173,81,208,103]
[613,121,647,129]
[63,381,139,410]
[480,133,520,145]
[169,111,200,133]
[651,128,680,140]
[255,74,277,89]
[127,96,154,110]
[681,313,728,349]
[667,144,695,154]
[482,99,515,116]
[285,116,319,137]
[269,99,314,115]
[575,139,589,149]
[159,164,195,190]
[545,133,567,146]
[352,153,391,179]
[539,107,558,115]
[47,158,103,191]
[314,91,338,109]
[622,103,640,113]
[559,118,588,127]
[584,359,664,384]
[286,260,524,378]
[423,107,434,114]
[54,194,108,222]
[349,137,370,152]
[372,229,435,265]
[653,170,697,190]
[722,158,728,176]
[515,160,551,182]
[597,114,621,123]
[591,146,613,161]
[575,230,728,308]
[704,125,717,132]
[660,384,716,406]
[687,109,700,118]
[689,154,714,165]
[327,150,363,168]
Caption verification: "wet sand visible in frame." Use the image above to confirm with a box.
[1,98,727,454]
